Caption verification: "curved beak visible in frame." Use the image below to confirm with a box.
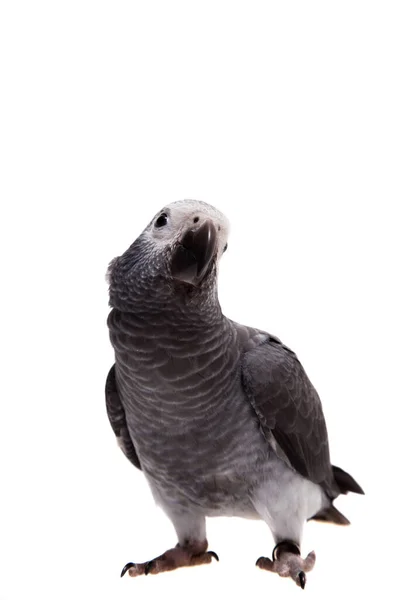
[171,220,218,285]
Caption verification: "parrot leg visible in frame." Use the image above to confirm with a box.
[256,541,316,589]
[120,540,219,577]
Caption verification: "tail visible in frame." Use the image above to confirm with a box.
[309,465,364,526]
[332,465,365,495]
[309,504,351,525]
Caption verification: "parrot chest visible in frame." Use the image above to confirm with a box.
[112,320,270,515]
[134,388,268,517]
[115,346,268,515]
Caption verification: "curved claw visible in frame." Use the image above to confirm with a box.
[207,550,219,562]
[144,560,154,575]
[120,562,135,578]
[298,571,306,589]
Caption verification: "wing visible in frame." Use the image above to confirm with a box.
[105,364,141,470]
[241,335,337,496]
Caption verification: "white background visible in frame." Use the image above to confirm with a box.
[1,1,399,599]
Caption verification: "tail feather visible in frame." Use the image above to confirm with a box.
[332,465,365,495]
[309,504,351,526]
[310,465,364,527]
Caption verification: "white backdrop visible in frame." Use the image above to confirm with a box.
[1,2,399,599]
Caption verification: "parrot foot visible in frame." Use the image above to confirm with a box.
[256,541,316,589]
[120,540,219,578]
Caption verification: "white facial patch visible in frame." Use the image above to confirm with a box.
[145,199,230,259]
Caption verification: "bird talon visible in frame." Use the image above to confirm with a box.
[207,550,219,562]
[120,562,135,578]
[298,571,306,589]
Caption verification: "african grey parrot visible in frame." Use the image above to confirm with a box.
[106,199,363,588]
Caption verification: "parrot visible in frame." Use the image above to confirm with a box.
[106,199,364,589]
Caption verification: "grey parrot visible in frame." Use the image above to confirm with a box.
[106,199,363,588]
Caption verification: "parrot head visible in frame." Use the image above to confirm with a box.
[107,200,229,309]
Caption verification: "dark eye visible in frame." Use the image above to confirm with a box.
[223,243,228,253]
[155,213,168,228]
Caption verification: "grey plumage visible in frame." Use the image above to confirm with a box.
[106,199,363,585]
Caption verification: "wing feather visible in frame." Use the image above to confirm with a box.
[105,364,141,470]
[241,336,336,496]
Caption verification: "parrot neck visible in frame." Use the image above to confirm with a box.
[108,240,224,323]
[110,272,224,326]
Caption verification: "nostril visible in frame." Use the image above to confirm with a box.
[193,216,199,224]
